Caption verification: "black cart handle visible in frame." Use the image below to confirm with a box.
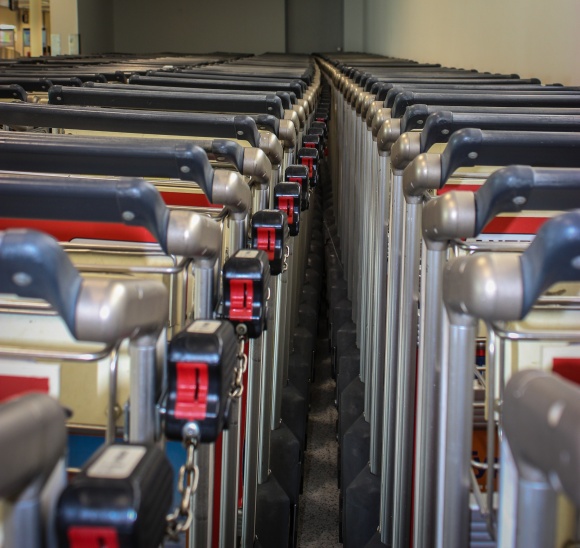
[154,70,308,92]
[86,82,296,108]
[129,74,304,99]
[0,229,83,331]
[0,77,53,92]
[0,102,262,147]
[441,128,580,184]
[0,84,27,101]
[401,104,580,133]
[48,85,285,119]
[0,132,216,200]
[370,78,542,98]
[421,111,580,152]
[0,174,171,252]
[520,210,580,314]
[392,91,580,118]
[474,165,580,234]
[385,85,580,108]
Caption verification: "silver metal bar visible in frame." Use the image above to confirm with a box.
[219,397,240,548]
[515,457,558,547]
[0,343,113,362]
[369,151,390,475]
[413,245,446,546]
[392,199,422,548]
[485,323,498,538]
[280,238,293,387]
[259,312,274,484]
[193,265,215,321]
[128,334,159,444]
[106,345,121,445]
[379,167,405,542]
[437,321,476,548]
[360,120,371,392]
[241,337,263,547]
[193,443,215,548]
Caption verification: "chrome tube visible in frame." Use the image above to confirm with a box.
[219,398,240,548]
[369,152,390,475]
[413,246,446,547]
[379,168,405,543]
[193,265,215,320]
[437,321,477,548]
[193,443,215,548]
[241,337,263,547]
[392,200,422,548]
[259,316,274,484]
[128,334,158,444]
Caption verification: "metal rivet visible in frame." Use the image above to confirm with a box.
[468,152,478,160]
[122,211,135,221]
[182,421,201,440]
[180,165,191,174]
[267,107,273,111]
[12,272,32,287]
[512,196,526,206]
[56,96,62,101]
[417,119,424,125]
[237,130,244,136]
[441,129,450,135]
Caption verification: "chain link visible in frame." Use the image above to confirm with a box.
[229,335,247,399]
[166,434,199,540]
[282,245,290,272]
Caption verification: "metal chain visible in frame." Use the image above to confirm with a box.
[229,334,247,399]
[165,433,199,541]
[282,245,290,272]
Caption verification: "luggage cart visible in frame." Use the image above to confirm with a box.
[441,210,580,547]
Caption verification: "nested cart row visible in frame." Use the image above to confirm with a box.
[318,53,580,548]
[0,52,330,548]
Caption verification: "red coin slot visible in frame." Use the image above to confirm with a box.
[256,227,276,261]
[229,279,254,321]
[278,196,294,225]
[175,361,209,420]
[68,527,119,548]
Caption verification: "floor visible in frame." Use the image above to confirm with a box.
[297,309,341,548]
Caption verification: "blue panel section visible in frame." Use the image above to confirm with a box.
[166,440,187,507]
[67,433,106,468]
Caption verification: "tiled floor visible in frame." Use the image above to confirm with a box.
[297,315,341,547]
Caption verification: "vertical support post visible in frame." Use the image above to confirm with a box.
[241,337,263,547]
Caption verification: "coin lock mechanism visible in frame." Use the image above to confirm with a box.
[274,182,301,237]
[56,444,173,548]
[222,249,271,339]
[297,147,320,188]
[165,319,238,443]
[285,165,310,211]
[251,210,287,276]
